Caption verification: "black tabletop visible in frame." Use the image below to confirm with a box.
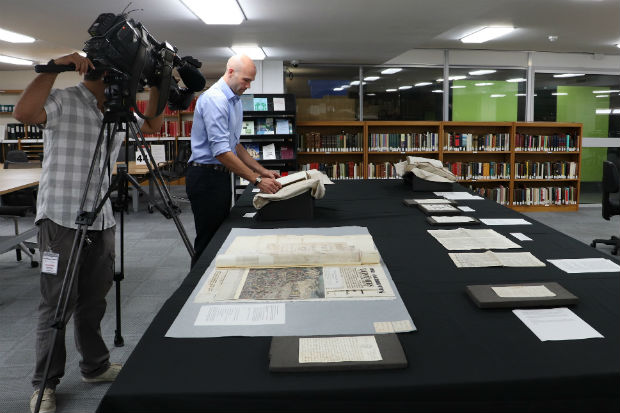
[98,180,620,413]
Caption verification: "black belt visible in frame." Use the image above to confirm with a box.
[189,162,229,172]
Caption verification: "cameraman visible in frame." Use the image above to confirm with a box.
[186,54,281,267]
[13,52,163,413]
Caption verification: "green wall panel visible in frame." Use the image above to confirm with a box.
[556,86,610,182]
[452,81,518,122]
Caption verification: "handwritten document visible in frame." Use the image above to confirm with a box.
[448,251,544,267]
[513,307,603,341]
[428,228,521,250]
[194,303,285,326]
[298,336,382,363]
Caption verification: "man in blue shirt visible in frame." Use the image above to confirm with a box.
[187,54,281,267]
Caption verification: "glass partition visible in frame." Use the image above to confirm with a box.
[534,72,620,202]
[284,65,360,121]
[448,68,527,121]
[361,66,444,120]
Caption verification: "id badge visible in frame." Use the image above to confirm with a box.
[41,251,60,275]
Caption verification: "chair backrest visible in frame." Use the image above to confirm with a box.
[601,160,620,220]
[4,161,42,169]
[5,150,29,163]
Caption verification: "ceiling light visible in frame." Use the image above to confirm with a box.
[432,90,444,93]
[333,87,344,91]
[350,81,360,86]
[552,92,568,96]
[596,109,611,114]
[548,35,558,42]
[366,93,376,96]
[436,76,467,82]
[617,44,620,48]
[506,78,526,83]
[0,27,35,43]
[0,55,32,65]
[414,82,432,87]
[553,73,585,78]
[460,27,515,43]
[469,70,497,76]
[180,0,245,25]
[230,46,265,60]
[592,90,620,94]
[613,109,620,114]
[340,85,351,89]
[475,82,494,86]
[386,88,397,92]
[515,93,526,97]
[490,94,505,98]
[451,85,466,89]
[364,76,380,81]
[595,95,608,98]
[398,85,412,90]
[381,68,402,75]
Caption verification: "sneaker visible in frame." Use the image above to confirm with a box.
[81,363,122,383]
[30,387,56,413]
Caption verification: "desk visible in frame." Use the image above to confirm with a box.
[0,168,41,263]
[98,180,620,412]
[113,161,170,212]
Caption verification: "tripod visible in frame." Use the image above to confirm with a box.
[34,78,195,413]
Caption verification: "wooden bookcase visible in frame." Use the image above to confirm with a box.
[0,89,44,162]
[296,121,583,211]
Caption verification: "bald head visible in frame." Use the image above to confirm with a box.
[223,54,256,95]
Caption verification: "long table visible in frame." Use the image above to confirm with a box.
[98,180,620,412]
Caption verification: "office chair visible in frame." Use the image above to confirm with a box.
[0,157,39,267]
[590,161,620,255]
[5,149,29,163]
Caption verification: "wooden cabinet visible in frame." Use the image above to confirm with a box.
[296,121,582,211]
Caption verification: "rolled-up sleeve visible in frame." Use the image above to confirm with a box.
[205,95,232,157]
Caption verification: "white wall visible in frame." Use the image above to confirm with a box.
[245,60,284,94]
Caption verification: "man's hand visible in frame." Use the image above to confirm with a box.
[52,52,95,75]
[257,177,282,194]
[262,169,281,179]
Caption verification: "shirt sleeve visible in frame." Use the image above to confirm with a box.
[203,94,233,157]
[42,89,62,130]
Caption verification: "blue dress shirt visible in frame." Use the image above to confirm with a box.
[188,77,242,164]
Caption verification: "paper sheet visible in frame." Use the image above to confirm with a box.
[194,303,285,326]
[434,191,484,200]
[480,218,531,226]
[428,228,521,250]
[513,307,603,341]
[492,285,555,298]
[298,336,382,363]
[272,97,286,111]
[431,216,476,224]
[547,258,620,273]
[411,198,454,204]
[243,212,256,218]
[457,206,475,212]
[511,232,532,241]
[421,204,459,212]
[449,251,544,267]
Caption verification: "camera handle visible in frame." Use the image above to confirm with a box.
[34,62,80,73]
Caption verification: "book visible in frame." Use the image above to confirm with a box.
[262,143,277,160]
[243,143,261,160]
[256,118,275,135]
[253,97,268,111]
[273,97,286,111]
[280,145,294,159]
[275,119,290,134]
[241,120,255,135]
[241,94,254,111]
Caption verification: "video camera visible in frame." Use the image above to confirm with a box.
[36,11,206,116]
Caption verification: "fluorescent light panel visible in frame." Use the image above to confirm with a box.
[475,82,494,86]
[553,73,585,78]
[490,94,505,98]
[506,78,526,83]
[0,55,32,65]
[592,90,620,94]
[381,68,402,74]
[398,85,412,90]
[415,82,432,87]
[180,0,245,25]
[386,88,397,92]
[461,27,514,43]
[552,92,568,96]
[0,27,35,43]
[469,69,497,75]
[230,46,265,60]
[364,76,380,81]
[436,76,467,82]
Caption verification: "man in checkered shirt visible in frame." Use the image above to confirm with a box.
[14,52,163,413]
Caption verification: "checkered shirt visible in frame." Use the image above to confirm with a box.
[36,83,125,230]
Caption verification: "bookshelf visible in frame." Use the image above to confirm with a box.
[0,90,44,162]
[295,121,582,211]
[237,94,297,193]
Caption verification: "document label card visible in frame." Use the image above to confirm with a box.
[194,303,285,326]
[510,232,532,241]
[492,285,555,298]
[298,336,382,363]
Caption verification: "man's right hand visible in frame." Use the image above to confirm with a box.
[257,177,282,194]
[52,52,95,75]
